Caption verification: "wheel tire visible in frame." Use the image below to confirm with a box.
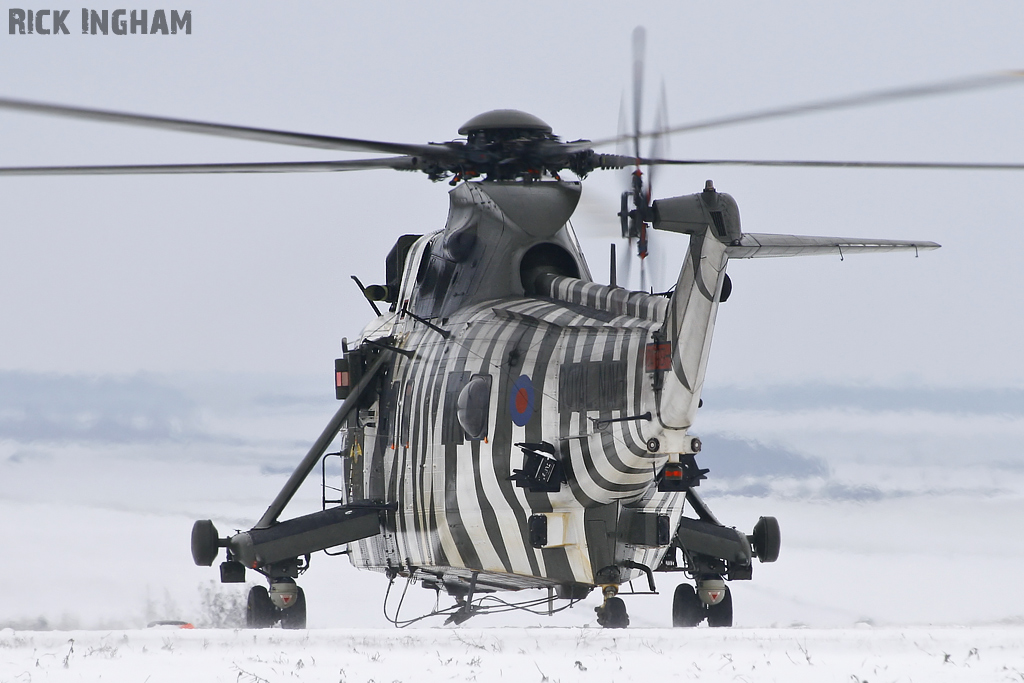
[190,520,219,567]
[246,586,277,629]
[279,587,307,630]
[705,587,733,627]
[753,516,781,563]
[598,597,630,629]
[672,583,704,627]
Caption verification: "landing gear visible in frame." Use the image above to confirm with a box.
[245,583,308,629]
[706,587,733,627]
[595,586,630,628]
[671,581,733,627]
[598,597,629,628]
[279,587,307,630]
[246,586,276,628]
[672,584,703,627]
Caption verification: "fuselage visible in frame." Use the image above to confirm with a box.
[343,180,716,592]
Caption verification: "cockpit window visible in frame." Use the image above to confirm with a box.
[384,234,422,305]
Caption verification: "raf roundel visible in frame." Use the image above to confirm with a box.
[508,374,535,427]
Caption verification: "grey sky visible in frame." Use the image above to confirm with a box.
[1,1,1023,390]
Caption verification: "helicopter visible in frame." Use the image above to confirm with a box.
[3,36,1022,629]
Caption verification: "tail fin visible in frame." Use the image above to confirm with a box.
[655,228,728,432]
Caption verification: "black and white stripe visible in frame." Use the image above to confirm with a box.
[346,183,726,591]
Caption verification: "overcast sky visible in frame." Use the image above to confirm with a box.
[2,1,1023,389]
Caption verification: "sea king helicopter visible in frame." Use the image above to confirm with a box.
[3,33,1022,628]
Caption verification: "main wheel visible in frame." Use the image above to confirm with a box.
[672,583,704,627]
[279,587,307,630]
[246,586,277,629]
[598,597,630,629]
[705,587,733,627]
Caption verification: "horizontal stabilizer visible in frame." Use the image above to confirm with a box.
[726,233,940,259]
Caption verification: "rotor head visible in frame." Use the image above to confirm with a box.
[459,109,553,138]
[449,109,592,182]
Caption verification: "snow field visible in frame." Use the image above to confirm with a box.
[2,626,1023,683]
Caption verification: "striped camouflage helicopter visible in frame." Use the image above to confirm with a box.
[4,38,1022,629]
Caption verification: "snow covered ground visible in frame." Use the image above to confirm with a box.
[3,626,1023,682]
[1,372,1022,633]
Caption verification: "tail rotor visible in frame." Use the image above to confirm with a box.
[616,25,670,292]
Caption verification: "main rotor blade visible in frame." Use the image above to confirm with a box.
[631,26,646,162]
[646,80,670,200]
[590,71,1024,147]
[615,92,630,155]
[0,96,450,157]
[0,157,418,176]
[614,93,633,188]
[639,157,1024,171]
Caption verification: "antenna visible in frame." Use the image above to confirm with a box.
[610,243,617,287]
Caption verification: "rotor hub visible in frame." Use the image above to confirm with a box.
[458,109,553,137]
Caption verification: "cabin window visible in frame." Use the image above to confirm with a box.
[379,381,400,436]
[442,372,492,443]
[442,371,472,445]
[399,379,415,446]
[456,374,492,440]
